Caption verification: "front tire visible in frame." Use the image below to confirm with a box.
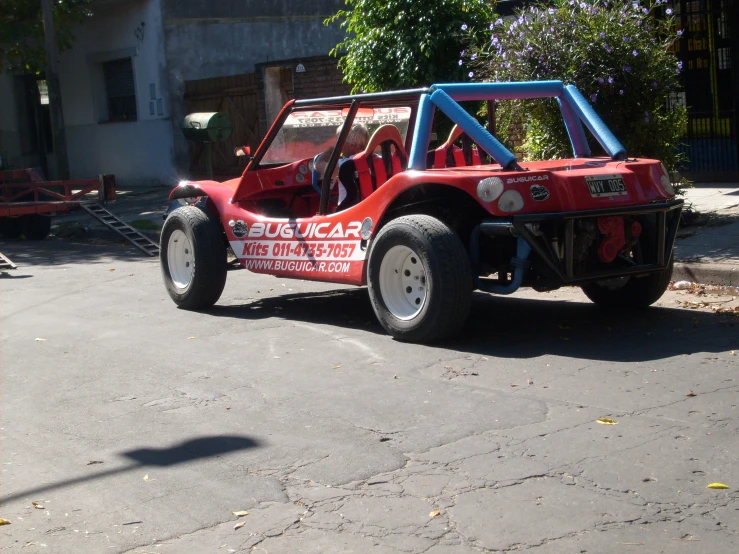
[367,215,472,342]
[160,205,227,310]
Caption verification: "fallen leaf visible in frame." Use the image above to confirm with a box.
[188,336,196,340]
[143,474,150,481]
[109,269,115,272]
[510,383,519,387]
[527,379,534,385]
[686,391,697,397]
[87,460,104,465]
[232,511,249,517]
[597,417,618,425]
[332,365,341,369]
[0,519,10,525]
[35,338,46,342]
[234,521,246,530]
[32,501,44,510]
[706,483,730,489]
[429,510,441,518]
[731,351,736,356]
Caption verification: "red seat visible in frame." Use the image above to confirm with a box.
[429,124,488,168]
[343,125,408,201]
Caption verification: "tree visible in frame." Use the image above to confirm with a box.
[326,0,495,93]
[0,0,92,73]
[468,0,686,170]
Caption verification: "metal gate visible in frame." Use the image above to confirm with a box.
[183,73,260,178]
[672,0,738,179]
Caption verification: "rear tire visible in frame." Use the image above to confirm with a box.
[22,214,52,240]
[581,214,673,310]
[160,205,227,310]
[1,217,24,239]
[367,215,472,342]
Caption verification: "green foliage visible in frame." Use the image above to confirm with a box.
[327,0,495,93]
[0,0,92,73]
[469,0,687,169]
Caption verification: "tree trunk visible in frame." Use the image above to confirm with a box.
[41,0,70,180]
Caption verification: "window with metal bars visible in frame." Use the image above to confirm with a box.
[103,58,137,121]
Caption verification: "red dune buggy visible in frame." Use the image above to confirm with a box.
[161,81,682,342]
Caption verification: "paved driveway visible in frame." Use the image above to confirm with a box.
[1,240,738,553]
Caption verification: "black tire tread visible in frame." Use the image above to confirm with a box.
[160,205,227,310]
[368,214,472,342]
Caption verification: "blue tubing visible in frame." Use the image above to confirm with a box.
[477,237,532,295]
[429,89,519,169]
[563,85,627,160]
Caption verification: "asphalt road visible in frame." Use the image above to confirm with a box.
[1,239,738,553]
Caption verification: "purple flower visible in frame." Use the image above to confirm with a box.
[604,44,612,53]
[632,2,639,8]
[458,59,463,66]
[677,61,683,69]
[461,24,468,31]
[608,76,614,84]
[666,8,673,15]
[619,89,624,95]
[548,8,555,15]
[471,53,477,60]
[652,81,658,87]
[591,93,597,102]
[489,23,494,30]
[600,32,606,38]
[623,36,630,42]
[598,77,605,84]
[633,49,639,56]
[623,65,632,72]
[580,2,587,8]
[468,71,474,78]
[677,29,683,36]
[491,37,499,45]
[643,7,649,14]
[495,18,503,26]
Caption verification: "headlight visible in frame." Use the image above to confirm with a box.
[477,177,504,202]
[498,190,525,213]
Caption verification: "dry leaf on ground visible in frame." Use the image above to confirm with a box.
[234,521,246,530]
[686,391,697,397]
[0,519,10,525]
[706,483,730,489]
[143,474,150,481]
[232,511,249,517]
[429,510,441,518]
[35,338,46,342]
[597,417,618,425]
[32,501,44,509]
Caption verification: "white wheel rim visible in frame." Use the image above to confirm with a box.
[379,245,428,320]
[167,229,194,290]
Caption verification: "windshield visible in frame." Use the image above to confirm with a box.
[260,106,412,165]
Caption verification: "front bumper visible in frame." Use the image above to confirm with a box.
[475,199,683,285]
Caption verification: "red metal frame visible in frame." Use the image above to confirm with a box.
[0,169,113,217]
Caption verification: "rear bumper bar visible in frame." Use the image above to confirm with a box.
[472,199,684,285]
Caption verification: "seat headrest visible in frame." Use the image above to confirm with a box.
[361,124,407,159]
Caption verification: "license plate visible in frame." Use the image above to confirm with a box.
[585,175,627,198]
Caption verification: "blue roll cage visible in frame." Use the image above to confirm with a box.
[408,81,627,171]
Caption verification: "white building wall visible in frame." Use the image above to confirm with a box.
[59,0,175,186]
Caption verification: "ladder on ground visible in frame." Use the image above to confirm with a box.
[80,203,159,257]
[0,251,17,270]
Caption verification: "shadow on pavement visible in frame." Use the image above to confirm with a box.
[0,435,260,505]
[0,237,156,266]
[210,288,736,363]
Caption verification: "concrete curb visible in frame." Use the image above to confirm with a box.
[673,261,738,287]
